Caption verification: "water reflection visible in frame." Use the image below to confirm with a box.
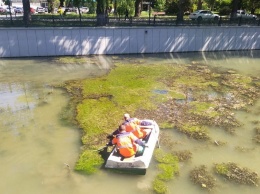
[0,51,260,194]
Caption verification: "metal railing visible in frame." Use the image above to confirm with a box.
[1,14,260,28]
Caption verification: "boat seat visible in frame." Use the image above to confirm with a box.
[142,132,151,143]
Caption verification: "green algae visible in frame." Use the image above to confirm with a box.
[153,149,179,193]
[74,150,104,174]
[54,56,93,64]
[154,149,179,165]
[153,178,168,194]
[214,162,259,186]
[156,163,177,181]
[188,101,219,118]
[177,123,210,140]
[60,59,260,175]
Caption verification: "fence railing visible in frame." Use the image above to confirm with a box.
[1,14,260,28]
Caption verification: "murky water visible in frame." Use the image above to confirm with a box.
[0,51,260,194]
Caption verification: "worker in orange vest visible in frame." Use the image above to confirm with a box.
[106,113,152,144]
[112,124,145,158]
[123,113,152,139]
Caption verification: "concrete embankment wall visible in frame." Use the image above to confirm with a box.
[0,26,259,57]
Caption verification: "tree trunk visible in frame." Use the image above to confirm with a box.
[47,0,54,13]
[177,0,184,22]
[96,0,108,26]
[230,0,239,18]
[197,0,203,10]
[22,0,31,27]
[134,0,142,17]
[113,0,117,15]
[97,13,109,26]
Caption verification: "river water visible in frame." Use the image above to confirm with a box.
[0,51,259,194]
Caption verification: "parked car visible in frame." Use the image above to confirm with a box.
[36,7,45,13]
[14,7,23,14]
[5,7,15,15]
[0,6,6,14]
[189,10,220,21]
[64,7,77,14]
[233,10,257,20]
[30,7,36,14]
[80,7,89,14]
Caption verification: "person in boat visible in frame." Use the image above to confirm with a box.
[106,113,152,144]
[112,124,145,158]
[123,113,152,140]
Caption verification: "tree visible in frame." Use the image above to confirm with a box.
[248,0,260,14]
[114,0,134,17]
[154,0,166,11]
[230,0,239,18]
[177,0,191,21]
[197,0,203,10]
[165,0,179,15]
[134,0,142,17]
[47,0,54,13]
[204,0,216,10]
[84,0,97,14]
[73,0,83,23]
[22,0,31,27]
[96,0,109,25]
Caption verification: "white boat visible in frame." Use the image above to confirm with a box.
[105,119,160,175]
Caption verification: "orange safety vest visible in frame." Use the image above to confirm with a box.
[112,132,138,157]
[124,122,145,139]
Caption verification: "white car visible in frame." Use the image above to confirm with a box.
[36,7,45,13]
[189,10,220,21]
[80,7,89,14]
[235,10,257,20]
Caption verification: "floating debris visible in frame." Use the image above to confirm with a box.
[172,150,192,162]
[190,165,216,191]
[214,162,259,186]
[213,140,227,146]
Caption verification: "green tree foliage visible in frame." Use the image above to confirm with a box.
[154,0,166,11]
[84,0,97,14]
[247,0,260,13]
[165,0,179,14]
[204,0,216,10]
[47,0,60,13]
[115,0,134,16]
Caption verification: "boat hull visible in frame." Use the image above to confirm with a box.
[105,120,160,172]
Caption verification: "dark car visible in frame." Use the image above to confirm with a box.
[15,7,23,14]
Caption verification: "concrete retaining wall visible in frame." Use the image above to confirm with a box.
[0,26,259,57]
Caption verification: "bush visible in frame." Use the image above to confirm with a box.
[219,6,231,15]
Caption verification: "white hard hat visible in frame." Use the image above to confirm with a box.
[124,113,130,119]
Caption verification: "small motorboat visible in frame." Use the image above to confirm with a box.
[105,119,160,175]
